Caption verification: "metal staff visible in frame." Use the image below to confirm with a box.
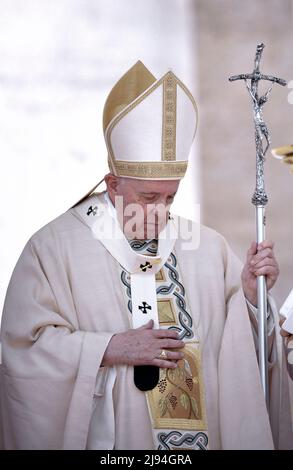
[229,43,286,407]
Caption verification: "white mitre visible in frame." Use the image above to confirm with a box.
[72,61,198,206]
[103,60,198,180]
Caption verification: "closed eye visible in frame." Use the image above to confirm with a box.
[138,192,177,203]
[139,193,159,202]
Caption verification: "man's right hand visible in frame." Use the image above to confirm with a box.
[101,320,185,369]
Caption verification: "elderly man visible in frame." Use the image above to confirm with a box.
[0,61,292,450]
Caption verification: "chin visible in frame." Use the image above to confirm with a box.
[144,232,158,240]
[144,228,161,239]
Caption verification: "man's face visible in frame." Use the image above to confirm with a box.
[105,174,180,239]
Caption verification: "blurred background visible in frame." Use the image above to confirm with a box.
[1,0,293,317]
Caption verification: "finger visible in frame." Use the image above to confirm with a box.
[253,266,279,277]
[250,257,277,271]
[153,359,178,369]
[247,242,257,261]
[250,248,274,265]
[155,350,185,361]
[137,319,154,330]
[154,329,180,339]
[257,240,274,251]
[160,339,185,349]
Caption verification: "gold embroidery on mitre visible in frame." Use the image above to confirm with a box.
[147,343,207,431]
[162,73,177,162]
[112,161,188,179]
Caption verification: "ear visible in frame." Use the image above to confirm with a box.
[104,173,119,196]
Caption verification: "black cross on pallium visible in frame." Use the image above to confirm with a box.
[87,205,98,216]
[140,262,152,272]
[138,302,152,314]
